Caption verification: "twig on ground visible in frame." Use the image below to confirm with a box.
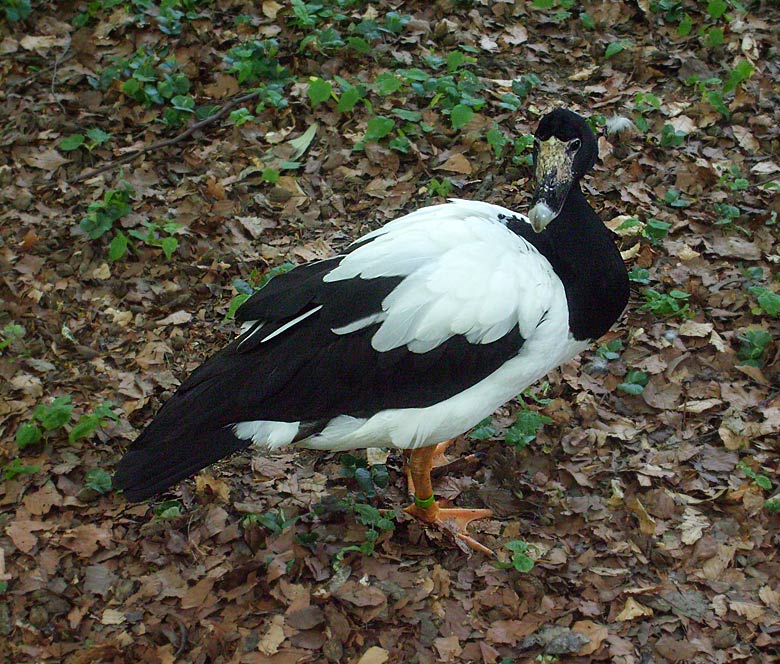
[69,90,262,184]
[7,50,75,91]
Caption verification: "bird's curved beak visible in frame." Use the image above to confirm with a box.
[528,136,575,233]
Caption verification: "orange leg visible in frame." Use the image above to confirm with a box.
[403,440,453,494]
[403,444,494,557]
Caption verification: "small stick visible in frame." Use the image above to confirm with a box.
[7,50,74,90]
[69,90,262,184]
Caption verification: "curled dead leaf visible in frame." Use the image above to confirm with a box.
[615,597,654,621]
[626,497,657,536]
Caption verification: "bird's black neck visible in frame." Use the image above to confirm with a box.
[509,185,629,341]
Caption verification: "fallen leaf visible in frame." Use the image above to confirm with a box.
[22,148,68,171]
[729,600,765,621]
[19,35,68,52]
[92,263,111,279]
[100,609,126,625]
[436,153,472,174]
[433,635,462,662]
[156,311,193,326]
[258,615,286,655]
[678,320,713,337]
[615,597,654,621]
[572,620,608,655]
[60,524,112,558]
[626,497,657,535]
[181,577,216,609]
[356,646,389,664]
[680,507,710,545]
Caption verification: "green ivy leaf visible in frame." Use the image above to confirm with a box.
[307,77,333,106]
[373,72,403,96]
[706,27,724,47]
[85,468,113,494]
[16,423,42,449]
[109,231,128,262]
[3,459,41,481]
[171,95,195,112]
[579,11,595,29]
[364,116,395,142]
[446,51,466,72]
[450,104,473,131]
[347,36,370,53]
[59,134,86,151]
[677,13,692,36]
[33,396,73,431]
[706,90,729,118]
[604,41,626,58]
[337,86,361,113]
[618,382,645,395]
[69,414,100,444]
[486,126,508,158]
[706,0,728,19]
[160,236,178,260]
[225,293,251,320]
[85,128,111,145]
[748,286,780,317]
[469,417,496,440]
[724,59,755,94]
[392,108,421,122]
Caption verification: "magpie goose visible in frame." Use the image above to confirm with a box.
[115,108,629,556]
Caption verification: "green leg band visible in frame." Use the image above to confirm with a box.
[414,494,436,509]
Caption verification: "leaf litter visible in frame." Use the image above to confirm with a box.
[1,1,779,663]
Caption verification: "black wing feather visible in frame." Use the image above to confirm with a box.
[115,261,524,501]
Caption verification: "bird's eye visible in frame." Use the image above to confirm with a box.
[569,138,582,151]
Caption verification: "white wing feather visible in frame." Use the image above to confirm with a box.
[325,200,560,354]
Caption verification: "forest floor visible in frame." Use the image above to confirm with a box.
[1,1,779,663]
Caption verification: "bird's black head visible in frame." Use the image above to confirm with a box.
[529,109,598,232]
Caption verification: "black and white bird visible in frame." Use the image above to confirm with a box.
[115,109,629,555]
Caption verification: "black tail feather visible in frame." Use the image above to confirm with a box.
[114,422,250,502]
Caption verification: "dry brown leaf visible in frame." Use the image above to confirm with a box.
[680,507,710,545]
[729,600,765,621]
[60,524,111,558]
[19,35,68,52]
[181,576,216,609]
[678,320,713,337]
[6,520,49,553]
[257,615,286,655]
[680,398,722,413]
[262,0,283,18]
[156,310,193,326]
[697,544,736,580]
[22,482,62,515]
[572,620,608,655]
[100,609,126,625]
[626,497,657,536]
[615,597,654,621]
[436,153,472,174]
[433,636,462,662]
[22,148,68,171]
[356,646,389,664]
[758,585,780,608]
[91,262,111,279]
